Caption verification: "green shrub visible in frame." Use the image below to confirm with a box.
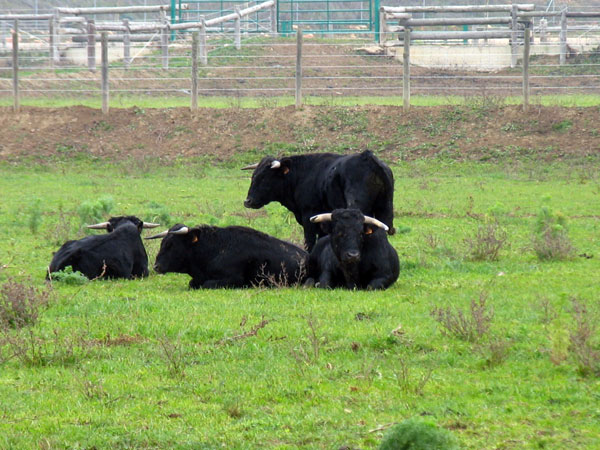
[49,266,89,285]
[27,198,43,234]
[145,201,172,227]
[532,205,574,260]
[379,418,459,450]
[77,196,114,229]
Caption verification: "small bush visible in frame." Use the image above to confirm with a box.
[0,278,51,329]
[379,418,459,450]
[569,298,600,377]
[27,198,43,234]
[431,291,494,342]
[145,201,172,227]
[48,266,89,285]
[77,196,114,228]
[532,205,574,260]
[464,219,508,261]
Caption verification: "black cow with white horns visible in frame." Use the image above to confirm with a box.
[305,209,399,290]
[47,216,160,280]
[146,224,308,289]
[242,150,395,251]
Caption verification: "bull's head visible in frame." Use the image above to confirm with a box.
[242,156,291,209]
[145,224,199,274]
[87,216,160,233]
[310,209,388,265]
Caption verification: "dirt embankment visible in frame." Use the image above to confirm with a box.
[1,105,598,163]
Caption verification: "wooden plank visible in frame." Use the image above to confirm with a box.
[12,22,19,113]
[191,31,198,111]
[101,32,109,115]
[382,4,535,13]
[403,28,410,112]
[523,27,530,112]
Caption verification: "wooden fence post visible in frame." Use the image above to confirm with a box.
[199,17,207,65]
[87,19,96,71]
[559,9,567,65]
[101,32,109,115]
[379,8,386,45]
[403,28,411,112]
[123,18,131,69]
[270,3,277,36]
[539,18,547,43]
[12,20,19,112]
[295,28,302,108]
[191,31,198,111]
[48,16,55,67]
[523,26,530,112]
[160,9,169,69]
[234,7,241,50]
[510,4,518,68]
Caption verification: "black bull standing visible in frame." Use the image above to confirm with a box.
[242,150,395,251]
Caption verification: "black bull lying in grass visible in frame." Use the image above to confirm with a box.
[242,150,395,251]
[47,216,160,280]
[305,209,399,290]
[147,224,308,289]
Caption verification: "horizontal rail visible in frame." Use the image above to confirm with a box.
[382,5,535,13]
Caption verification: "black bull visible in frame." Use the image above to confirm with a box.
[242,150,395,251]
[47,216,159,280]
[147,224,308,289]
[305,209,399,290]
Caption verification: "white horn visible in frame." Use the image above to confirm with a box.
[142,222,161,228]
[86,222,110,230]
[241,163,259,171]
[169,226,190,235]
[363,216,389,231]
[145,230,169,240]
[270,160,281,169]
[310,213,332,223]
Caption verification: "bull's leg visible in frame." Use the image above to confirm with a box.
[303,221,318,252]
[202,276,247,289]
[366,277,390,290]
[317,271,334,289]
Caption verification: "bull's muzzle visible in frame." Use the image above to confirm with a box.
[342,250,361,264]
[244,198,258,209]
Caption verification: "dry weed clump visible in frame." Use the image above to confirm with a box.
[464,220,508,261]
[430,291,494,343]
[569,298,600,377]
[0,278,51,329]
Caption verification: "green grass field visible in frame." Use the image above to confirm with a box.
[1,150,599,448]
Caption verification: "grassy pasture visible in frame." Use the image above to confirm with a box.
[0,149,599,449]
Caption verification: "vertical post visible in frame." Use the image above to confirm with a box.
[403,28,410,112]
[191,31,198,111]
[160,9,169,69]
[49,17,55,67]
[52,13,60,64]
[270,3,277,37]
[378,8,385,45]
[539,18,547,43]
[199,18,207,65]
[234,7,241,50]
[1,22,6,49]
[295,28,302,108]
[87,19,96,72]
[510,4,518,68]
[12,21,19,112]
[101,32,109,115]
[559,9,567,66]
[123,18,131,69]
[523,26,530,112]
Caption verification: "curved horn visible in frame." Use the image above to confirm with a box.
[241,162,259,171]
[310,213,332,223]
[169,226,190,235]
[142,222,161,229]
[270,160,281,169]
[145,230,169,240]
[363,216,389,232]
[86,221,110,230]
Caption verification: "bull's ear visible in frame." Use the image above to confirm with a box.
[279,157,291,175]
[189,230,200,244]
[363,224,376,235]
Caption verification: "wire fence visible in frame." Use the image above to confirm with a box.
[1,22,599,109]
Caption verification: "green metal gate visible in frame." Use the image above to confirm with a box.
[171,0,377,35]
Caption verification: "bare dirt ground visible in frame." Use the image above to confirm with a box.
[0,104,598,163]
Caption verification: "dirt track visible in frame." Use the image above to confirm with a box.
[1,105,599,163]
